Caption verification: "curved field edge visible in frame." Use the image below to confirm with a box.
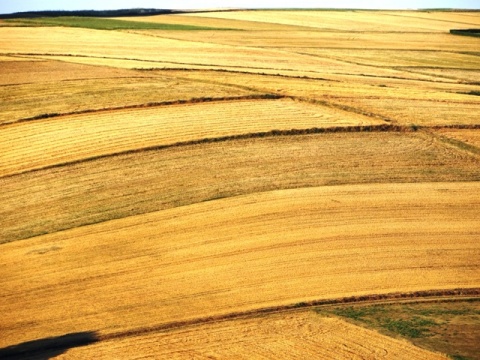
[3,295,476,359]
[1,182,479,347]
[46,297,480,360]
[0,61,265,125]
[2,132,480,243]
[99,289,480,341]
[0,96,384,178]
[3,123,480,179]
[5,309,455,360]
[318,298,480,360]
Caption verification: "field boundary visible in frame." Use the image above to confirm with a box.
[3,123,480,179]
[99,288,480,342]
[425,128,480,158]
[135,66,336,82]
[5,52,323,75]
[6,94,284,125]
[0,124,421,179]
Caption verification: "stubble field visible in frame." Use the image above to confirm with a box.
[1,9,479,359]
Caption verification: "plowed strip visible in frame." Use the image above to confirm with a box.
[0,98,381,177]
[1,183,479,348]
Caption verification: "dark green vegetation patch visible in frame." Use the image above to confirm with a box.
[4,17,235,31]
[450,29,480,38]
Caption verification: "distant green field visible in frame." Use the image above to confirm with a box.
[4,17,234,30]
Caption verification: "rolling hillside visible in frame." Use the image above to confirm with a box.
[1,9,479,359]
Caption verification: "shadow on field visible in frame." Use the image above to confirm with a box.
[0,331,99,359]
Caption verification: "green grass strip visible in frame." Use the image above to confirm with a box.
[4,17,236,31]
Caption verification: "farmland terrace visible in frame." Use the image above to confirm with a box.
[0,9,479,359]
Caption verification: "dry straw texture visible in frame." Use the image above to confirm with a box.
[2,183,479,348]
[1,9,479,358]
[61,312,449,359]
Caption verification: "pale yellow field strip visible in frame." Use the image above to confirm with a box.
[20,54,198,70]
[2,132,480,243]
[18,54,234,72]
[0,60,137,85]
[187,11,480,32]
[23,52,419,80]
[0,55,42,61]
[0,60,256,124]
[330,96,480,126]
[127,29,480,81]
[61,312,448,359]
[381,11,480,28]
[301,48,480,69]
[136,30,480,52]
[0,98,382,177]
[164,69,478,100]
[124,30,480,83]
[1,182,479,348]
[436,129,480,148]
[4,24,476,84]
[162,69,480,125]
[0,77,253,124]
[404,68,480,84]
[0,27,355,75]
[113,13,308,31]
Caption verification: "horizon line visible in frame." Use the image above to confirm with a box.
[2,7,480,15]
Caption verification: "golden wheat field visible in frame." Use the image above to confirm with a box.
[1,9,479,359]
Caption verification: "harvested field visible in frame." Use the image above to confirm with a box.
[0,60,257,124]
[0,98,382,176]
[399,67,480,84]
[0,55,42,61]
[0,27,346,74]
[188,10,480,32]
[436,128,480,149]
[0,60,135,85]
[155,69,480,125]
[328,97,480,126]
[1,183,479,348]
[19,54,203,70]
[301,48,480,69]
[59,312,449,359]
[2,132,480,243]
[115,14,305,31]
[1,9,480,358]
[133,30,480,52]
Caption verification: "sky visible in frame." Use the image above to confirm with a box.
[0,0,478,14]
